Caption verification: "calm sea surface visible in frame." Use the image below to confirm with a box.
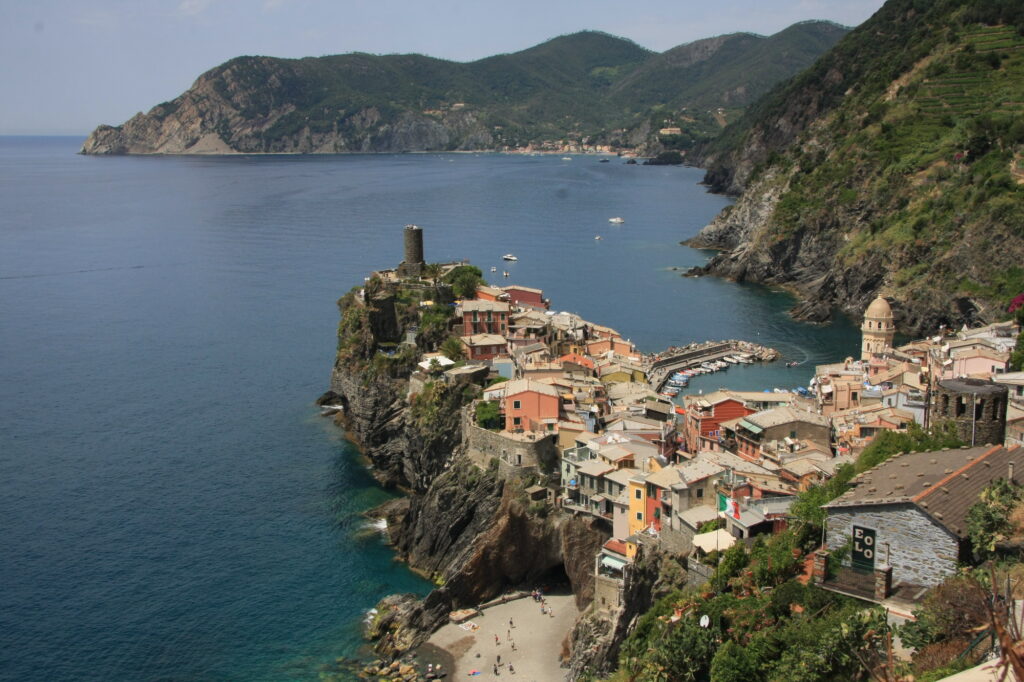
[0,136,859,680]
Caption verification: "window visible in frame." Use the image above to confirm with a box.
[513,417,521,426]
[696,488,704,499]
[513,400,521,409]
[635,512,643,521]
[852,391,859,401]
[634,489,642,500]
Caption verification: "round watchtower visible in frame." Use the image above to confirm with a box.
[404,224,424,266]
[932,378,1008,446]
[861,295,895,360]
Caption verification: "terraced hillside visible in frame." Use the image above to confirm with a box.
[689,0,1024,335]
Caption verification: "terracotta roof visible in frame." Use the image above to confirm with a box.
[603,539,628,556]
[825,445,1023,539]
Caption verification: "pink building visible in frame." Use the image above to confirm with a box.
[503,378,560,433]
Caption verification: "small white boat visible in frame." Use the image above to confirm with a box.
[608,217,625,224]
[561,156,572,161]
[594,235,602,240]
[503,271,510,278]
[490,266,497,273]
[502,254,518,261]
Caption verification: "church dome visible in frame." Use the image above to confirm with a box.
[864,295,892,319]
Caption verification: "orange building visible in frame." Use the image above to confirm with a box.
[503,378,560,433]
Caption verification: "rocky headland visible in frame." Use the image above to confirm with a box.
[319,278,611,673]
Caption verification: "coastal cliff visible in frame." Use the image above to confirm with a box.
[688,0,1024,336]
[81,26,846,156]
[81,57,494,156]
[324,277,608,662]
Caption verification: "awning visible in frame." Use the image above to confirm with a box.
[601,555,628,570]
[692,528,737,554]
[739,419,763,434]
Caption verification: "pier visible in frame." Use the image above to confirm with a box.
[646,340,780,391]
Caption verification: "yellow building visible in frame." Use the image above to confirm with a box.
[627,475,648,537]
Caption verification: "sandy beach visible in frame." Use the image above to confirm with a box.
[418,592,579,682]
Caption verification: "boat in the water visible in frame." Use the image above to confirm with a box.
[490,266,497,272]
[594,235,602,240]
[608,217,625,224]
[502,254,518,261]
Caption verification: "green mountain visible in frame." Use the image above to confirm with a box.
[80,25,846,155]
[689,0,1024,334]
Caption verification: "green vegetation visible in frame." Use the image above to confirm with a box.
[702,0,1024,328]
[610,534,891,682]
[442,265,485,300]
[475,400,501,430]
[966,478,1024,560]
[144,26,845,153]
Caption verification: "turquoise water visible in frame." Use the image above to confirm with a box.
[0,137,859,680]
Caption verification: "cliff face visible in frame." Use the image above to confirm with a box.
[327,280,608,663]
[566,546,689,678]
[688,0,1024,335]
[367,458,608,659]
[82,57,493,155]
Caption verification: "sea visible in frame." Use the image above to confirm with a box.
[0,136,860,681]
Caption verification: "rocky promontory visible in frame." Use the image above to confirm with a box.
[323,276,608,664]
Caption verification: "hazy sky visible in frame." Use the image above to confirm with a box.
[1,0,887,135]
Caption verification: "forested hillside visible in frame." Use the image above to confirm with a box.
[80,25,846,155]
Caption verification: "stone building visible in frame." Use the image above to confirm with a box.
[932,377,1009,446]
[861,295,895,360]
[821,444,1022,598]
[396,224,425,278]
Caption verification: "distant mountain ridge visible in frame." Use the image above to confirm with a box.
[80,24,847,155]
[688,0,1024,335]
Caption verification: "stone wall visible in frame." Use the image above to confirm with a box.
[825,502,959,588]
[594,573,624,613]
[659,524,693,555]
[462,407,558,474]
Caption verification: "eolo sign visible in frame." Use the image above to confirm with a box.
[852,525,876,571]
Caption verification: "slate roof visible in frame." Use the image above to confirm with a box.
[825,445,1023,539]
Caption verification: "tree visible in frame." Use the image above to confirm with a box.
[422,262,443,283]
[475,400,500,430]
[442,265,485,299]
[710,640,759,682]
[440,335,465,361]
[966,478,1023,560]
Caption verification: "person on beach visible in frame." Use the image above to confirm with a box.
[494,634,500,645]
[509,618,514,629]
[508,663,515,674]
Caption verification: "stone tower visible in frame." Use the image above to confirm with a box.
[396,224,425,278]
[861,295,895,360]
[932,378,1009,446]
